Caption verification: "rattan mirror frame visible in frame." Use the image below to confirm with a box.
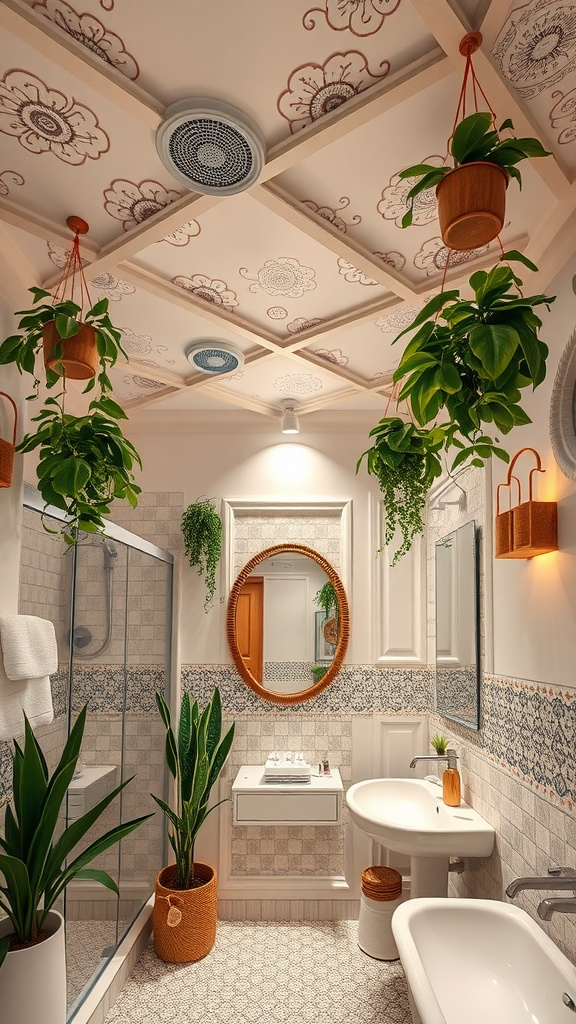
[226,543,349,705]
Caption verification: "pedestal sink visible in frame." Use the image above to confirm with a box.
[392,898,576,1024]
[345,778,494,898]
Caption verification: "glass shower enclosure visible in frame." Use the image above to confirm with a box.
[15,484,172,1018]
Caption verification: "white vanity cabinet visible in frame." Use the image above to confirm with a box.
[232,765,343,826]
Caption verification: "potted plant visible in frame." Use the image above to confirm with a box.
[358,253,555,560]
[314,580,339,642]
[0,288,128,392]
[430,733,449,756]
[398,111,550,249]
[310,664,328,683]
[0,707,152,1024]
[16,389,141,545]
[152,687,235,963]
[181,498,222,610]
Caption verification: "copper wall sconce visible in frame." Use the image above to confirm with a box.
[495,447,558,559]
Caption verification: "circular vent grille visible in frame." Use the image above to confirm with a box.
[156,99,266,195]
[185,340,245,375]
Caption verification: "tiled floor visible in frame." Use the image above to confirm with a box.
[103,920,412,1023]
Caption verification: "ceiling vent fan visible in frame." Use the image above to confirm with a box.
[185,340,245,375]
[156,99,266,195]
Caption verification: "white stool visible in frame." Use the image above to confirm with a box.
[357,865,404,961]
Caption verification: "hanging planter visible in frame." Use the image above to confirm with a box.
[181,498,222,610]
[435,160,508,251]
[0,391,17,488]
[397,33,550,251]
[42,319,99,381]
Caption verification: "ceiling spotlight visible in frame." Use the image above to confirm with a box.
[281,400,299,435]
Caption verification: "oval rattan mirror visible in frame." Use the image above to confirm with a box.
[226,543,349,705]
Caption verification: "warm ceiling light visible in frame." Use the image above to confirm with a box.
[281,400,299,435]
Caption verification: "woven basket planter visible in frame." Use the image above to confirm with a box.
[436,161,508,251]
[153,862,217,964]
[0,391,17,488]
[43,320,99,380]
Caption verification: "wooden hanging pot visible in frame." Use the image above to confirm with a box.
[436,161,508,251]
[42,320,99,380]
[0,391,18,488]
[495,448,558,559]
[153,862,217,964]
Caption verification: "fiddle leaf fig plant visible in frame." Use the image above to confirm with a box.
[0,288,128,398]
[16,389,141,544]
[399,111,550,227]
[181,498,222,611]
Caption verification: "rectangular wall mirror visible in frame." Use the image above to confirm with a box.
[435,520,480,730]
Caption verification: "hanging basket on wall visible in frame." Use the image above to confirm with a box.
[0,391,17,488]
[495,448,558,559]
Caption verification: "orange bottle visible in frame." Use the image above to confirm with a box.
[442,750,461,807]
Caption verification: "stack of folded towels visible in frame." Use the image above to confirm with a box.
[264,752,311,784]
[0,614,58,741]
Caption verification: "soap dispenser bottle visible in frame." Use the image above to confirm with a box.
[442,749,461,807]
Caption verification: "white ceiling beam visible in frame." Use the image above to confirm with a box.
[410,0,575,199]
[478,0,508,49]
[0,198,100,257]
[0,0,165,130]
[118,361,186,389]
[261,48,451,179]
[252,184,418,301]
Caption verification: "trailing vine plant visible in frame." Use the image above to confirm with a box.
[181,498,222,611]
[314,580,338,621]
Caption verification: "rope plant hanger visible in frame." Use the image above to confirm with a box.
[399,32,550,256]
[42,215,100,381]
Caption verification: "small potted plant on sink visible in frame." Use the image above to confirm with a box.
[0,707,152,1024]
[397,111,550,249]
[152,687,235,963]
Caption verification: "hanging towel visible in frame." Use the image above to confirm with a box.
[0,615,58,681]
[0,656,54,741]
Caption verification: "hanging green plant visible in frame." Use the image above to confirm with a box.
[357,418,446,564]
[181,498,222,611]
[314,580,338,620]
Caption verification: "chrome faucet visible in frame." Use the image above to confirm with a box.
[410,749,458,770]
[506,867,576,920]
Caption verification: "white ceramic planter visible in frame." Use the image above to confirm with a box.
[0,910,66,1024]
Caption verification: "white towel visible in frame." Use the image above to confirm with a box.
[0,656,54,741]
[0,615,58,681]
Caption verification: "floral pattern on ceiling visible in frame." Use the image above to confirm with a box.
[103,179,201,246]
[47,243,136,300]
[273,373,323,394]
[172,273,239,312]
[287,317,325,333]
[267,306,288,319]
[336,258,378,285]
[374,305,420,332]
[548,86,576,143]
[373,249,406,270]
[493,0,576,100]
[377,156,443,228]
[302,0,402,36]
[277,51,390,134]
[0,69,110,164]
[313,347,348,366]
[413,236,489,277]
[122,373,166,401]
[31,0,139,79]
[119,328,152,355]
[301,196,361,232]
[0,169,24,194]
[239,258,317,297]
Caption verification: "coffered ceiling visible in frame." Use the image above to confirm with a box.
[1,0,575,427]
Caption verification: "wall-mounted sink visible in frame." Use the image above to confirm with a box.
[346,778,494,898]
[392,897,576,1024]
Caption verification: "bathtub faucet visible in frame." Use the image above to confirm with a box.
[410,749,458,771]
[506,866,576,920]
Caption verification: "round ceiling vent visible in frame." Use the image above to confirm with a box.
[156,99,266,195]
[185,340,245,375]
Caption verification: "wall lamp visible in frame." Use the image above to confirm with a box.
[281,400,299,435]
[495,447,558,558]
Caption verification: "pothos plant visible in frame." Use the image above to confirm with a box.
[0,288,128,399]
[181,499,222,611]
[314,580,338,621]
[359,252,555,561]
[399,111,550,227]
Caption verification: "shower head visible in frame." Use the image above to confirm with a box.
[103,540,118,569]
